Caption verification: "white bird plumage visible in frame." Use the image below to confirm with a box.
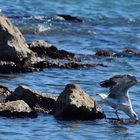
[97,75,138,121]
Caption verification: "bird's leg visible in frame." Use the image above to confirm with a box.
[115,110,120,120]
[104,114,108,122]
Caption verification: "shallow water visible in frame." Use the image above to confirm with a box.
[0,0,140,139]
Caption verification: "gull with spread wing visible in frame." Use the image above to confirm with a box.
[97,75,138,121]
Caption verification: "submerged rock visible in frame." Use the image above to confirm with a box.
[6,85,57,114]
[0,100,37,118]
[121,48,139,57]
[95,48,140,58]
[29,40,75,60]
[0,16,34,63]
[95,49,115,57]
[54,84,105,120]
[56,14,83,22]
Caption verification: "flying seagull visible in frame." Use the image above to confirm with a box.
[97,75,138,121]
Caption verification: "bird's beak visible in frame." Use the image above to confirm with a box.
[135,117,139,121]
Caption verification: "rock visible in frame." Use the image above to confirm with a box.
[0,61,40,74]
[121,48,138,57]
[57,14,83,22]
[6,85,57,114]
[95,50,115,57]
[123,48,136,54]
[0,85,12,102]
[0,16,33,63]
[0,85,12,97]
[33,60,106,69]
[0,100,37,118]
[29,40,75,60]
[95,48,140,58]
[29,40,57,55]
[54,84,105,120]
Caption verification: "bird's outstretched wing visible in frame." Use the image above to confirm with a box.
[100,79,116,88]
[100,75,128,98]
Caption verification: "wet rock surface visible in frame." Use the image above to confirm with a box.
[29,40,75,60]
[6,85,57,114]
[95,48,140,58]
[33,61,106,69]
[0,61,40,74]
[56,14,83,22]
[54,84,105,120]
[0,100,37,118]
[0,60,105,74]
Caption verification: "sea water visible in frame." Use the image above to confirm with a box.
[0,0,140,139]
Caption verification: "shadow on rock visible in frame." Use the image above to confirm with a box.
[0,84,106,120]
[54,84,105,121]
[29,40,75,61]
[0,61,41,74]
[6,85,57,114]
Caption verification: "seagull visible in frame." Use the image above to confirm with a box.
[97,75,138,121]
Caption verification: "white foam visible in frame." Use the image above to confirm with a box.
[37,24,50,33]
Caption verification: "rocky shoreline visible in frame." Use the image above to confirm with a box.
[0,15,139,121]
[0,84,105,120]
[0,15,106,74]
[1,15,137,75]
[0,15,105,120]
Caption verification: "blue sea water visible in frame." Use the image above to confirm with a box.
[0,0,140,139]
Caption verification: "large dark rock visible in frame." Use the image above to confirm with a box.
[29,40,75,60]
[0,61,40,74]
[6,85,57,114]
[0,100,37,118]
[0,16,34,63]
[54,84,105,120]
